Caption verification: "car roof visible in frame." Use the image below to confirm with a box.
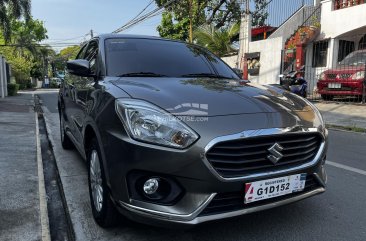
[91,33,186,45]
[95,33,168,41]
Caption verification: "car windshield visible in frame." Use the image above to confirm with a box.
[339,51,366,66]
[105,38,239,79]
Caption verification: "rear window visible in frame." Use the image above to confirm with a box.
[104,38,238,79]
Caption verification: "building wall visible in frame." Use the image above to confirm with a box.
[320,0,366,38]
[221,55,238,69]
[270,5,317,45]
[221,37,283,84]
[247,37,283,84]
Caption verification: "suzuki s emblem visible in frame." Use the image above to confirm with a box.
[267,143,284,164]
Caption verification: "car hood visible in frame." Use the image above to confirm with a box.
[111,77,313,117]
[325,65,365,73]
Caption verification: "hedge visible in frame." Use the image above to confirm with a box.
[7,83,19,96]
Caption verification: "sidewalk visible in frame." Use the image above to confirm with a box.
[0,94,43,241]
[315,102,366,130]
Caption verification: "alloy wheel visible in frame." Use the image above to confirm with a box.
[90,150,103,212]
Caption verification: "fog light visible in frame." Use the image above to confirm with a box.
[143,178,159,195]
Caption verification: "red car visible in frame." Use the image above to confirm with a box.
[317,50,366,100]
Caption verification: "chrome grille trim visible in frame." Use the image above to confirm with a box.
[202,127,326,182]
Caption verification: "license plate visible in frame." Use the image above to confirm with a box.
[244,174,306,204]
[328,83,341,89]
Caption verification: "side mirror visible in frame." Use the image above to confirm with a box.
[67,59,92,77]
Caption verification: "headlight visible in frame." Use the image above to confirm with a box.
[115,99,199,149]
[302,98,325,129]
[351,71,365,80]
[319,72,326,81]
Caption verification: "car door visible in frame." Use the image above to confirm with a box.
[61,43,88,148]
[71,40,99,150]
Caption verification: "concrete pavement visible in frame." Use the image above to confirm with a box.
[315,102,366,129]
[0,93,47,241]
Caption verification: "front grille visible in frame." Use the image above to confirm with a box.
[199,175,320,217]
[326,74,337,79]
[326,73,352,80]
[206,133,322,178]
[339,73,352,79]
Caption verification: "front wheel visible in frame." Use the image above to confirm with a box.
[88,139,119,228]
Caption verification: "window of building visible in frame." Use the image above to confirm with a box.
[359,34,366,50]
[312,41,328,67]
[338,40,355,62]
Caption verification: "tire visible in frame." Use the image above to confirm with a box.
[88,138,119,228]
[321,94,334,101]
[60,111,74,149]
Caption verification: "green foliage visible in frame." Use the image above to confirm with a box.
[194,23,240,57]
[0,16,48,83]
[7,83,19,96]
[206,0,241,28]
[156,0,206,41]
[156,0,269,41]
[157,12,190,40]
[10,18,48,56]
[52,45,81,74]
[0,0,31,42]
[252,0,269,27]
[59,45,81,60]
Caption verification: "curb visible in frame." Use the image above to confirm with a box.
[34,94,51,241]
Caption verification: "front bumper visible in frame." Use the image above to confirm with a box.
[317,81,363,96]
[117,179,325,226]
[104,126,327,226]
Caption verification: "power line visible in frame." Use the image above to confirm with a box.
[113,0,178,33]
[123,0,154,28]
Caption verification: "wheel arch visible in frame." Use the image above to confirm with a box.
[84,123,112,189]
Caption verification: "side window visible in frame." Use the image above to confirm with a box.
[84,41,99,74]
[76,44,88,59]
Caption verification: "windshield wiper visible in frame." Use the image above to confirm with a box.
[181,73,232,79]
[117,72,167,77]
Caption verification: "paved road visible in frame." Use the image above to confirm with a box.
[38,90,59,113]
[39,92,366,241]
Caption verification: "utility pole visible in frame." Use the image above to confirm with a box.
[189,0,193,43]
[90,29,94,39]
[237,0,252,79]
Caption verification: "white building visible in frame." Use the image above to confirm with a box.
[223,0,366,94]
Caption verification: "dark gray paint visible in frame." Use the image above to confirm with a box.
[58,34,327,227]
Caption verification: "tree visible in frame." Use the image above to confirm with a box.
[252,0,269,27]
[0,16,48,82]
[206,0,241,29]
[11,18,48,57]
[156,0,206,41]
[0,0,31,42]
[194,23,239,57]
[51,45,81,74]
[156,0,242,41]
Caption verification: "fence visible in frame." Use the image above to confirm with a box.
[281,32,366,104]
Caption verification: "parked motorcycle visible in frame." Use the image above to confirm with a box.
[279,66,308,98]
